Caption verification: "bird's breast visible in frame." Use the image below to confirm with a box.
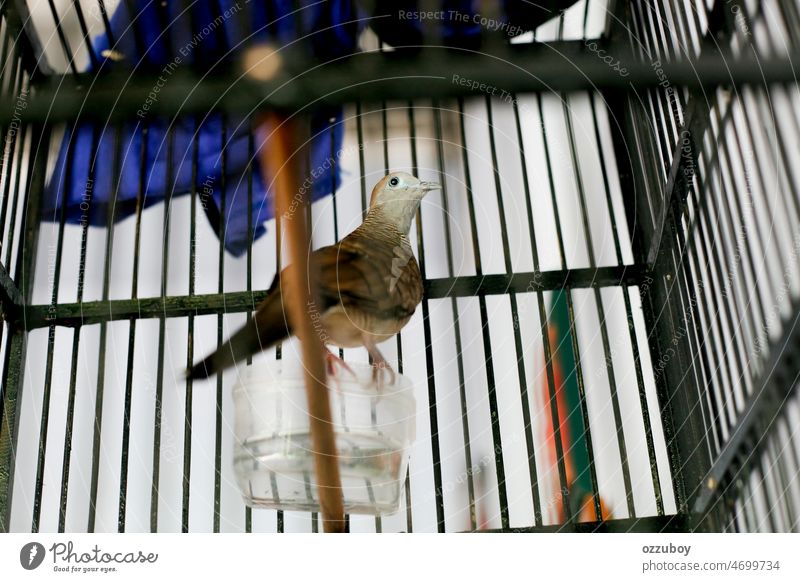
[319,305,412,349]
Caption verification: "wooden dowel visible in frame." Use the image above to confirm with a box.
[257,112,345,532]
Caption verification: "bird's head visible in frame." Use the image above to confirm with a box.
[368,172,440,233]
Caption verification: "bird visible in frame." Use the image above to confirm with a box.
[187,171,440,384]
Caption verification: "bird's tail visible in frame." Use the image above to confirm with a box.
[187,288,291,380]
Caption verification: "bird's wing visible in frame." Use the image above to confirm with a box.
[187,234,423,380]
[312,240,423,320]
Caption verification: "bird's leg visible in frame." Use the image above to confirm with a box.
[363,337,395,389]
[324,346,356,379]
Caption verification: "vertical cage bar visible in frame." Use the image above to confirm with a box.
[118,119,148,532]
[70,0,99,69]
[45,0,79,75]
[2,88,27,270]
[511,94,548,526]
[32,125,74,533]
[604,86,705,516]
[213,116,227,533]
[564,92,664,515]
[244,125,254,534]
[58,121,100,531]
[0,120,48,532]
[88,123,123,532]
[480,95,511,528]
[433,100,477,530]
[0,59,22,245]
[534,91,581,522]
[407,102,445,532]
[183,118,199,533]
[151,121,175,532]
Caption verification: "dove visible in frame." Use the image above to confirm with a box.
[188,171,439,383]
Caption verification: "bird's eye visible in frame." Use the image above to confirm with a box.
[389,177,400,187]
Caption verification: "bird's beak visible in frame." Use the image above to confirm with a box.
[420,181,441,192]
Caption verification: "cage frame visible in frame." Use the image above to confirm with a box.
[0,0,798,533]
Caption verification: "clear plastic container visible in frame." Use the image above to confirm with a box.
[233,360,416,515]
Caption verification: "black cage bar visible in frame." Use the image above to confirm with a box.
[0,0,798,533]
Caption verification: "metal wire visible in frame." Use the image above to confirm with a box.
[0,0,798,533]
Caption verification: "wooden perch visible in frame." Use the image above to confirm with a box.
[257,111,346,533]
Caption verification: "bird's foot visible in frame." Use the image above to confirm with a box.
[325,350,357,380]
[371,360,396,390]
[362,338,395,390]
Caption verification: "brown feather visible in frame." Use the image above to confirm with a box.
[187,207,424,379]
[188,173,432,378]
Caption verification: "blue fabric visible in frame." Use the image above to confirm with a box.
[44,1,358,256]
[45,110,343,255]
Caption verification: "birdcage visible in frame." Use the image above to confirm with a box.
[0,0,798,533]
